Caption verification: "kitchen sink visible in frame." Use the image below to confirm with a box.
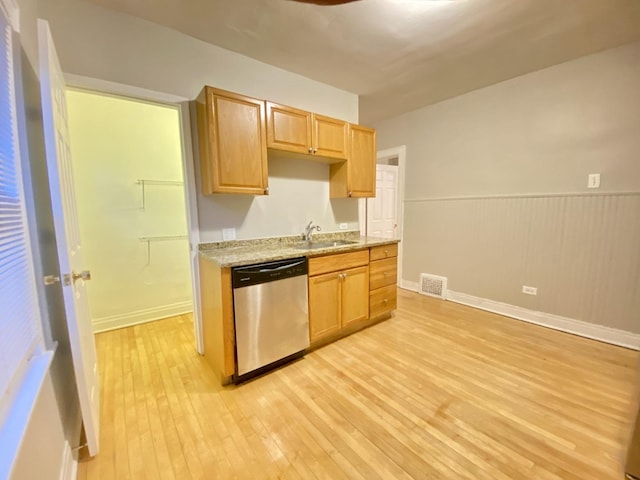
[295,240,358,250]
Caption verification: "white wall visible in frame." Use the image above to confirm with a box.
[10,374,67,480]
[38,0,361,242]
[375,41,640,335]
[67,90,193,331]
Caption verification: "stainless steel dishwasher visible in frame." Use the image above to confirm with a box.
[232,257,310,381]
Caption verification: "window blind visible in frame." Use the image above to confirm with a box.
[0,3,43,419]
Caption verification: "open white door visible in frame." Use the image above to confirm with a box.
[366,164,399,238]
[38,19,100,456]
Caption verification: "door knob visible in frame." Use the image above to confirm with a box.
[63,270,91,286]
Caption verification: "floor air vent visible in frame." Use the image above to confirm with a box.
[419,273,448,299]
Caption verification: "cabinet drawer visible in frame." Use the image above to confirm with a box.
[370,243,398,261]
[308,249,369,276]
[369,285,397,318]
[369,257,397,290]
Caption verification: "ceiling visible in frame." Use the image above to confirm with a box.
[81,0,640,124]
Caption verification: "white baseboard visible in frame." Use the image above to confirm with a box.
[93,301,193,333]
[59,441,77,480]
[446,290,640,350]
[400,280,419,292]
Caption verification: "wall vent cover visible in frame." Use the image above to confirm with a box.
[419,273,448,299]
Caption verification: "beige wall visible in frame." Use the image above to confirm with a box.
[375,41,640,334]
[38,0,361,242]
[67,90,192,331]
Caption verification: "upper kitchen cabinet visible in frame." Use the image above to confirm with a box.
[196,86,269,195]
[313,114,349,160]
[330,124,376,198]
[266,102,348,160]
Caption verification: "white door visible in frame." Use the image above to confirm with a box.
[366,164,398,238]
[38,19,100,456]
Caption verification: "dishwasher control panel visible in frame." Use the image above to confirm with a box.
[232,257,308,288]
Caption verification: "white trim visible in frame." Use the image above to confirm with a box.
[400,279,419,292]
[446,290,640,350]
[61,75,204,353]
[0,0,19,32]
[92,301,193,333]
[64,74,188,104]
[405,190,640,203]
[177,102,204,354]
[58,441,77,480]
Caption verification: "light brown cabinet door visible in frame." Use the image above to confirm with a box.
[313,114,348,160]
[266,102,312,154]
[369,284,397,319]
[369,257,398,290]
[341,265,370,328]
[308,272,341,343]
[347,124,376,197]
[196,87,268,195]
[329,123,376,198]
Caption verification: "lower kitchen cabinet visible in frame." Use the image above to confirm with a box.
[370,284,397,318]
[200,241,399,385]
[340,265,370,327]
[369,244,398,318]
[308,272,341,341]
[308,251,370,345]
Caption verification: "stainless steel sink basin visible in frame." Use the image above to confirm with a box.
[295,240,358,250]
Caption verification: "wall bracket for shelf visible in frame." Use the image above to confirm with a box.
[139,235,188,264]
[136,179,184,210]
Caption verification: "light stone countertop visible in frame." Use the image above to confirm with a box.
[199,231,399,268]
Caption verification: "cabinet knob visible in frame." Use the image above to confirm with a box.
[384,249,388,255]
[383,272,388,276]
[383,298,388,304]
[313,148,318,154]
[308,146,313,153]
[264,187,269,194]
[348,191,352,197]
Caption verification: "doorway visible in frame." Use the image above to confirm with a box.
[360,145,406,287]
[66,89,196,337]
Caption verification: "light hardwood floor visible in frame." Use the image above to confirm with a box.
[77,288,640,480]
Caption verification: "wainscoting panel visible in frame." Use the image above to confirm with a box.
[402,192,640,333]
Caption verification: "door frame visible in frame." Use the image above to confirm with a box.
[359,145,406,288]
[63,73,204,354]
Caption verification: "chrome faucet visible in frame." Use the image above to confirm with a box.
[303,221,321,241]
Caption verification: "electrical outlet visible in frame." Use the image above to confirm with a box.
[339,223,349,230]
[587,173,600,189]
[222,228,236,241]
[522,285,537,295]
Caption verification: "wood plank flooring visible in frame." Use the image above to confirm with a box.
[77,288,640,479]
